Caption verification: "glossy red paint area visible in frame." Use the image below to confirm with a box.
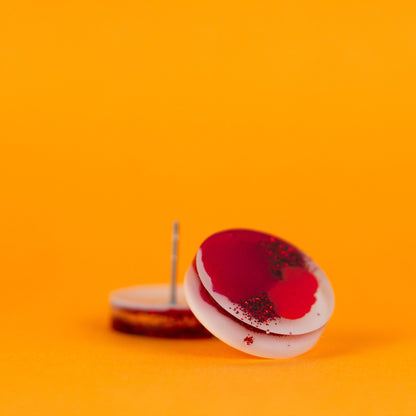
[199,229,318,321]
[268,267,318,319]
[200,230,275,302]
[239,292,278,323]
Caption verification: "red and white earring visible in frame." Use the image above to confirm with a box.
[110,225,335,358]
[185,229,335,358]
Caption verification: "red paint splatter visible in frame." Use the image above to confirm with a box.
[239,292,279,323]
[268,267,318,319]
[261,239,305,279]
[244,335,254,345]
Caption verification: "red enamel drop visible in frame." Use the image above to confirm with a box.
[268,267,318,319]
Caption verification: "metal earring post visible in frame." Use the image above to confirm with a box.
[169,221,179,305]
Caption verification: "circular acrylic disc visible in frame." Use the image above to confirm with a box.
[196,229,335,335]
[110,284,211,338]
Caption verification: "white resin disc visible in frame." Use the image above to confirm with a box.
[184,265,326,359]
[196,249,334,335]
[109,284,189,311]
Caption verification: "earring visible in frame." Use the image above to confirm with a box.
[109,222,210,338]
[184,228,334,358]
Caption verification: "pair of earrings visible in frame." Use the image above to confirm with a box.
[109,224,335,359]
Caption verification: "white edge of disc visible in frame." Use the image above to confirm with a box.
[109,284,189,311]
[196,249,334,335]
[184,265,325,359]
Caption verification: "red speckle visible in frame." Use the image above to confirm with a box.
[262,239,305,279]
[244,335,254,345]
[239,292,279,323]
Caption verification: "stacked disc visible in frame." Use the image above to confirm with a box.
[184,229,335,358]
[110,284,211,338]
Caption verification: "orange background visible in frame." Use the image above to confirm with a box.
[1,1,416,415]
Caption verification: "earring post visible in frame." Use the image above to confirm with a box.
[169,221,179,305]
